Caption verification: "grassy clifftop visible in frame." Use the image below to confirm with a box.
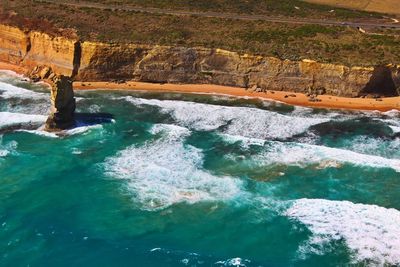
[36,0,383,19]
[1,0,400,66]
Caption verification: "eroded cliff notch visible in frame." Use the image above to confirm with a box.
[361,65,400,97]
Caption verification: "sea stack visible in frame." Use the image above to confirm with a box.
[45,75,76,131]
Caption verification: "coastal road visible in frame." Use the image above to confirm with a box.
[36,0,400,29]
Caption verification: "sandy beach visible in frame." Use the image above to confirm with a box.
[74,81,400,112]
[1,61,400,112]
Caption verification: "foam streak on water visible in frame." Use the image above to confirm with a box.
[0,135,17,158]
[286,199,400,266]
[221,134,400,172]
[0,81,46,100]
[260,141,400,171]
[124,97,330,139]
[104,124,243,210]
[0,112,47,130]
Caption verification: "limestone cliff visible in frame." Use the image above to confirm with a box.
[45,75,76,131]
[1,24,399,97]
[0,24,30,65]
[24,31,78,77]
[0,24,78,77]
[78,45,400,97]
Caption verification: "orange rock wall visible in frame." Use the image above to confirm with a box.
[0,24,399,97]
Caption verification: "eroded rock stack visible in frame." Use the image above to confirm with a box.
[45,75,76,131]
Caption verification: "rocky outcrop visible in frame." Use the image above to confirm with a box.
[1,24,399,97]
[45,75,76,131]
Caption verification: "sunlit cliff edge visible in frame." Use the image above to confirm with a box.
[1,24,399,98]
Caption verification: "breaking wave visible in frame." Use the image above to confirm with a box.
[0,81,47,100]
[259,141,400,172]
[0,112,47,131]
[18,124,104,138]
[0,135,17,158]
[123,97,330,140]
[221,134,400,172]
[104,124,243,210]
[286,198,400,266]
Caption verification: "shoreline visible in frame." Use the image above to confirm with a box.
[1,61,400,112]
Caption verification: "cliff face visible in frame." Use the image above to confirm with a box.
[0,24,30,64]
[1,24,399,97]
[80,45,400,97]
[24,31,77,76]
[0,24,77,76]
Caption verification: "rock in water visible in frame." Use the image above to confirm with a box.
[45,76,76,131]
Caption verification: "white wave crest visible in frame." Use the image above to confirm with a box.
[220,134,400,171]
[17,129,58,138]
[343,136,400,159]
[65,124,103,136]
[390,125,400,133]
[124,97,330,139]
[104,124,243,210]
[0,136,17,158]
[286,198,400,266]
[215,257,251,266]
[0,112,47,130]
[18,124,103,138]
[0,81,46,100]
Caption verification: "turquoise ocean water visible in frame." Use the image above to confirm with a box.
[1,70,400,266]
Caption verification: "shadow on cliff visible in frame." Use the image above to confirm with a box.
[361,66,399,97]
[73,112,114,127]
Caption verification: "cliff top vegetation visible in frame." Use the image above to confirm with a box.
[36,0,385,19]
[1,0,400,66]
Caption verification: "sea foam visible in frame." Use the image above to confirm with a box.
[0,81,46,100]
[220,134,400,172]
[0,112,47,130]
[18,124,103,138]
[286,198,400,266]
[104,124,243,210]
[259,141,400,172]
[0,136,17,158]
[124,97,330,140]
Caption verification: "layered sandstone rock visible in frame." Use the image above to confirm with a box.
[78,42,147,80]
[0,24,30,64]
[24,31,77,77]
[45,75,76,131]
[0,24,399,98]
[78,44,400,97]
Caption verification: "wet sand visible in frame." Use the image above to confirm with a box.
[1,61,399,112]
